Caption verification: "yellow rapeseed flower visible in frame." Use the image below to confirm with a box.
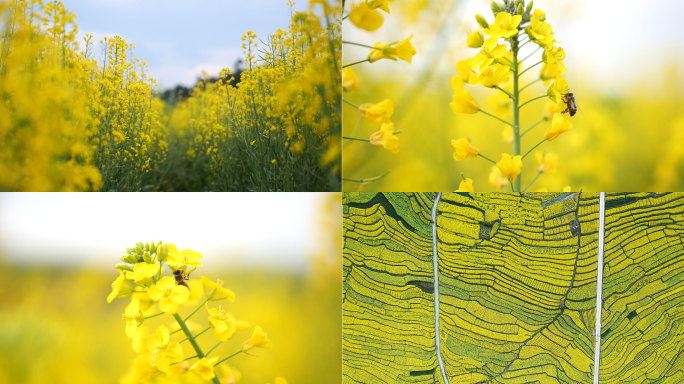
[544,113,572,141]
[123,297,143,338]
[367,0,389,13]
[200,276,236,301]
[165,244,203,274]
[526,16,554,46]
[242,326,272,355]
[206,304,238,341]
[466,30,484,48]
[359,99,393,124]
[369,122,399,155]
[450,87,479,114]
[483,12,522,39]
[368,36,416,64]
[535,151,559,173]
[349,2,383,31]
[451,138,479,160]
[191,357,219,381]
[496,153,522,182]
[477,63,510,88]
[126,262,160,283]
[107,270,131,303]
[147,276,190,314]
[455,178,474,192]
[342,67,358,92]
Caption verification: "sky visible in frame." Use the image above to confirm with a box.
[61,0,304,88]
[0,193,327,272]
[343,0,684,92]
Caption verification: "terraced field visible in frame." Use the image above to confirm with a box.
[342,192,683,384]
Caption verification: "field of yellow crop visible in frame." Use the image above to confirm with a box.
[0,0,340,191]
[342,0,684,192]
[0,194,342,384]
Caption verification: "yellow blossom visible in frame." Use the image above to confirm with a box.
[147,325,183,373]
[201,276,236,301]
[349,2,383,31]
[369,122,399,155]
[466,30,484,48]
[450,87,479,114]
[342,68,358,92]
[358,99,393,124]
[451,138,479,160]
[107,270,132,303]
[368,36,416,63]
[467,42,507,71]
[483,12,522,39]
[544,113,572,141]
[367,0,389,13]
[477,63,510,88]
[207,304,238,341]
[242,326,272,355]
[165,244,203,274]
[191,357,219,381]
[526,16,554,46]
[496,153,522,182]
[147,276,190,314]
[535,151,559,173]
[123,297,143,338]
[126,262,159,283]
[455,178,474,192]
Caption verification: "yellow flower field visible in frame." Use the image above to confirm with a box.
[0,0,340,191]
[342,0,684,192]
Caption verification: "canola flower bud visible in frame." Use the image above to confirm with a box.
[121,253,138,264]
[135,242,143,254]
[116,263,134,272]
[517,3,523,15]
[148,241,155,252]
[491,2,504,14]
[526,1,534,13]
[476,14,489,29]
[157,244,168,262]
[143,251,152,263]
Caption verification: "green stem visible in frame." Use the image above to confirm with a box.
[342,58,370,68]
[478,108,513,127]
[522,171,543,192]
[520,78,541,93]
[180,326,211,343]
[144,312,164,320]
[184,298,210,322]
[342,41,376,49]
[342,136,370,142]
[512,33,521,192]
[496,86,514,101]
[519,60,543,77]
[521,118,546,137]
[478,153,497,165]
[205,341,222,357]
[522,139,546,159]
[519,94,548,109]
[342,170,390,184]
[343,98,359,108]
[173,313,221,384]
[214,350,243,367]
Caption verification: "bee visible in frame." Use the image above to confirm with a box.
[173,269,189,288]
[561,92,578,116]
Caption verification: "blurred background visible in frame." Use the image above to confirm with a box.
[342,0,684,191]
[0,193,341,383]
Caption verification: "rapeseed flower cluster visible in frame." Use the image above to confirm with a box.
[342,0,416,187]
[0,0,167,191]
[108,241,278,383]
[166,0,340,191]
[449,0,574,192]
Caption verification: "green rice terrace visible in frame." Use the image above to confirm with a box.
[342,192,683,384]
